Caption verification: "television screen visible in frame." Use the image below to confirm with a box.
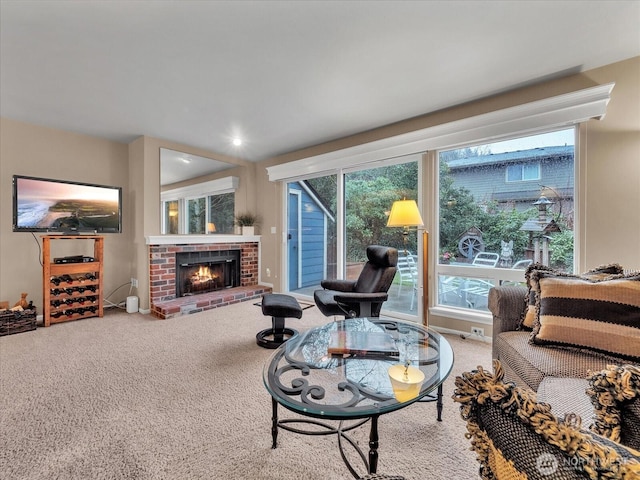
[13,175,122,233]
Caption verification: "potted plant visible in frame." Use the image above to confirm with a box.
[234,212,259,236]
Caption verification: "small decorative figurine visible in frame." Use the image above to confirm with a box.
[14,293,29,309]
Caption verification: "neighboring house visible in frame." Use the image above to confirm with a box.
[445,146,574,219]
[287,181,335,290]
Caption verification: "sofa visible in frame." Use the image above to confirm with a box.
[488,262,640,392]
[488,284,633,394]
[485,264,640,451]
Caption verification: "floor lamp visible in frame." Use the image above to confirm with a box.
[386,199,429,329]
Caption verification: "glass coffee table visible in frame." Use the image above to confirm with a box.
[263,317,454,478]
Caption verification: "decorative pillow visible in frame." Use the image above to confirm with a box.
[529,271,640,361]
[587,364,640,451]
[453,360,640,479]
[520,263,625,330]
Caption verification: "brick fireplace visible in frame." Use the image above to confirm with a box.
[146,235,271,319]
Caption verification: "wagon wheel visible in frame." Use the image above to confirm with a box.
[458,235,484,260]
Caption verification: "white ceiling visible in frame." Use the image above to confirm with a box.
[1,1,639,184]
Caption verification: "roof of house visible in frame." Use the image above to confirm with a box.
[446,145,573,169]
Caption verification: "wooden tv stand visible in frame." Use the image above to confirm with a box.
[42,235,104,327]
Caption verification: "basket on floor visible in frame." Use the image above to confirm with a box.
[0,308,37,336]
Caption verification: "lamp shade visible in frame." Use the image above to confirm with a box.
[387,199,424,228]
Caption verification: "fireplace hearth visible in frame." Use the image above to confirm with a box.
[175,250,240,298]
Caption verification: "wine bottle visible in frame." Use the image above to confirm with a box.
[50,276,61,286]
[86,305,97,314]
[85,273,96,281]
[64,309,74,317]
[51,311,64,319]
[65,298,76,306]
[86,285,97,293]
[52,299,64,308]
[65,287,75,295]
[50,288,62,296]
[61,274,73,284]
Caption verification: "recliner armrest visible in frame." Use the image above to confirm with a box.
[321,279,357,292]
[333,292,389,318]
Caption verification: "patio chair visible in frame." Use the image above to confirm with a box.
[472,251,500,267]
[314,245,398,318]
[395,252,418,309]
[511,259,533,269]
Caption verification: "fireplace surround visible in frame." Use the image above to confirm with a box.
[146,235,271,319]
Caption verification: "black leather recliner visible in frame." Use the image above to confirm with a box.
[314,245,398,318]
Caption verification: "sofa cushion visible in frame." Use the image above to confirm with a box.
[529,272,640,361]
[495,331,621,391]
[520,263,625,330]
[536,376,594,427]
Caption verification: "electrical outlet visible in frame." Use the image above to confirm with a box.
[131,277,138,288]
[471,327,484,337]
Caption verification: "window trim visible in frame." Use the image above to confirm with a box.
[267,83,613,182]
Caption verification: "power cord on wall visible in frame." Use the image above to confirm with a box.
[31,232,43,267]
[103,282,134,310]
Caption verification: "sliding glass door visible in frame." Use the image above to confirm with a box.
[286,155,421,318]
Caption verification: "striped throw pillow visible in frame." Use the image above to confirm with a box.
[520,263,625,330]
[529,272,640,361]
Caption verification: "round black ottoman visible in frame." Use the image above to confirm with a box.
[257,293,303,349]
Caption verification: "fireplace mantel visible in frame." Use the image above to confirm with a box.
[145,234,260,245]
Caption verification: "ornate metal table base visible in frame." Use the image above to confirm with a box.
[271,398,379,478]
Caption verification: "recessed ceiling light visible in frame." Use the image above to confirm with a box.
[232,138,242,146]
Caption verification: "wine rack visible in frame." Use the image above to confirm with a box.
[42,236,104,327]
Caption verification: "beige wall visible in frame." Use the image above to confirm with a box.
[1,56,637,331]
[0,118,131,311]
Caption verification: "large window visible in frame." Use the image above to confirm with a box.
[436,128,575,313]
[269,84,610,324]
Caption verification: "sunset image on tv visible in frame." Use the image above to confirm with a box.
[15,177,121,232]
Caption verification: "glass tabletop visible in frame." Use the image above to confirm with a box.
[263,317,454,419]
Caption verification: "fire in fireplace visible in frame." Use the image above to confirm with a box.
[175,250,241,297]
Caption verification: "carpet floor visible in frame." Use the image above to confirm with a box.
[0,300,492,479]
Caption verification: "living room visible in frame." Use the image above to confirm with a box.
[1,2,639,478]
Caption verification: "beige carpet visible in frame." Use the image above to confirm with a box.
[0,300,492,479]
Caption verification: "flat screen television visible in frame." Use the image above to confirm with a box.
[12,175,122,233]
